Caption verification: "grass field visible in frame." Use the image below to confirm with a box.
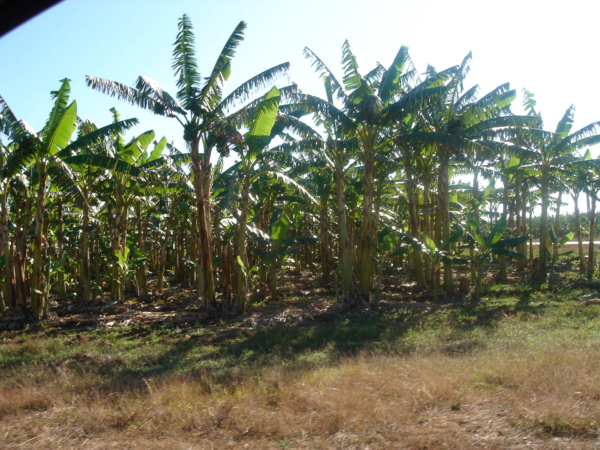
[2,275,600,448]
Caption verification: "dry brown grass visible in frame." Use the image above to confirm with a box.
[2,345,600,449]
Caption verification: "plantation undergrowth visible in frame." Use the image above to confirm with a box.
[1,274,600,449]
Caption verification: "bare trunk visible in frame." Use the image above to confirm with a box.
[57,197,65,297]
[136,201,148,297]
[404,154,425,286]
[319,187,331,282]
[471,168,480,280]
[573,194,584,273]
[553,189,563,261]
[498,172,509,281]
[587,191,596,279]
[359,152,375,292]
[438,145,452,293]
[2,191,13,313]
[537,168,550,281]
[31,166,47,319]
[235,172,250,312]
[335,159,354,296]
[157,202,175,293]
[81,201,90,303]
[191,140,215,306]
[518,180,527,271]
[222,241,233,310]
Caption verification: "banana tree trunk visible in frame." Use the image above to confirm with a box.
[529,208,534,265]
[2,190,13,313]
[518,180,527,271]
[56,197,66,297]
[213,208,222,288]
[222,241,233,310]
[587,190,596,279]
[537,169,550,281]
[136,201,148,297]
[81,201,90,303]
[31,164,47,319]
[359,151,375,292]
[235,170,251,312]
[191,140,215,306]
[20,197,32,300]
[335,158,354,297]
[404,154,425,286]
[553,189,563,261]
[422,177,432,283]
[438,145,452,293]
[471,167,480,280]
[498,172,509,281]
[111,194,122,301]
[190,213,198,290]
[473,256,486,302]
[573,194,585,273]
[319,187,331,282]
[157,201,175,294]
[94,223,101,285]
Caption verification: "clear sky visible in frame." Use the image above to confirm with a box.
[1,0,600,210]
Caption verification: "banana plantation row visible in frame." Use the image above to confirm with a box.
[1,15,599,319]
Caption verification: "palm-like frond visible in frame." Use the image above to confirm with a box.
[198,21,247,111]
[209,21,246,80]
[396,131,492,154]
[555,105,575,138]
[217,62,290,113]
[172,14,201,110]
[2,137,39,178]
[554,121,600,154]
[0,94,31,140]
[378,46,411,104]
[47,78,71,130]
[454,84,479,114]
[64,154,141,177]
[384,85,447,122]
[459,84,516,128]
[442,52,472,123]
[86,76,174,117]
[416,65,458,91]
[274,114,322,140]
[47,159,86,207]
[303,47,346,101]
[364,63,386,88]
[288,93,355,131]
[462,115,542,138]
[341,40,363,93]
[265,170,317,204]
[269,138,324,156]
[59,118,140,157]
[135,76,186,115]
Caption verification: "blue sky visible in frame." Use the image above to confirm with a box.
[1,0,600,174]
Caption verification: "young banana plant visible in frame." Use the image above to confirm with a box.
[548,226,575,288]
[419,229,468,303]
[467,214,528,301]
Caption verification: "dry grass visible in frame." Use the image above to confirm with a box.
[2,346,600,449]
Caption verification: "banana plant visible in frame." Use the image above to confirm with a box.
[86,15,290,306]
[467,214,528,301]
[63,109,165,302]
[419,229,468,302]
[0,80,134,317]
[373,227,409,306]
[253,211,317,302]
[515,90,600,281]
[233,87,281,311]
[114,246,148,299]
[548,226,575,288]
